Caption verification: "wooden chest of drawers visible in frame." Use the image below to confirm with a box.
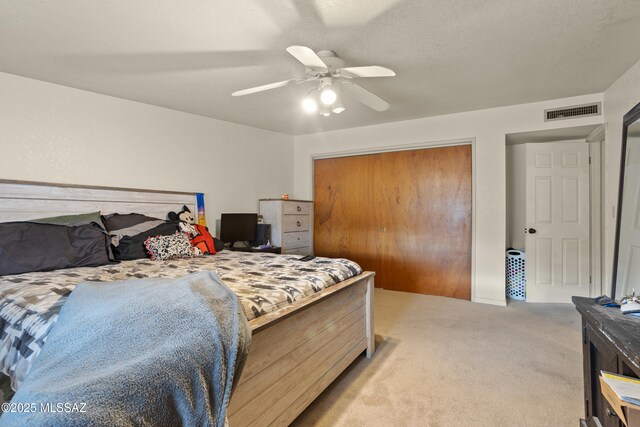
[573,297,640,427]
[259,199,313,255]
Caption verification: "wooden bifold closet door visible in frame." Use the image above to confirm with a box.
[314,145,471,299]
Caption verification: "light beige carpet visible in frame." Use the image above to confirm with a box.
[292,289,583,427]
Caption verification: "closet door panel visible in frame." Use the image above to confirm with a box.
[313,155,384,278]
[314,145,471,299]
[377,146,471,298]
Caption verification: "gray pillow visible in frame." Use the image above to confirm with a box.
[102,213,160,233]
[0,222,112,276]
[102,213,165,247]
[32,211,107,232]
[32,211,113,260]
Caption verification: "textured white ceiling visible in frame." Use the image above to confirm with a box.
[1,0,639,135]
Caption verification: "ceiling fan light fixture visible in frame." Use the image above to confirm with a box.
[332,88,345,114]
[320,102,332,117]
[231,46,396,117]
[320,87,337,105]
[302,96,318,113]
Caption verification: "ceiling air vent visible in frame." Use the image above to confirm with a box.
[544,102,601,122]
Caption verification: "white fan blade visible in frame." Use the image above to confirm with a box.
[342,83,390,111]
[232,78,298,96]
[339,66,396,78]
[286,46,327,71]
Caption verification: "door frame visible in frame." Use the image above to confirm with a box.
[587,124,605,297]
[309,137,477,302]
[518,133,604,301]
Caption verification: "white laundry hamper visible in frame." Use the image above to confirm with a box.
[506,249,526,300]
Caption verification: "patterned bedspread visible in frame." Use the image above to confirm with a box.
[0,251,362,389]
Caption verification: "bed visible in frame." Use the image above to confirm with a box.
[0,180,375,426]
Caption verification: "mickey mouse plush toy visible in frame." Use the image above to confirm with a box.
[168,206,217,255]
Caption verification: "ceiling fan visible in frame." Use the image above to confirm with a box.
[231,46,396,115]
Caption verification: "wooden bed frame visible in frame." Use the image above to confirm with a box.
[0,179,375,426]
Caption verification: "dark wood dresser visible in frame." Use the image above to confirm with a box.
[573,297,640,427]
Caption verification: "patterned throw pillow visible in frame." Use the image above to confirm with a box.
[144,232,196,261]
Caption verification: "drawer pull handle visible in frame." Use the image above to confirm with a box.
[606,408,617,418]
[297,206,302,212]
[296,221,301,227]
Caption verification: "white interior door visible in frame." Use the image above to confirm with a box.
[615,138,640,298]
[525,142,590,303]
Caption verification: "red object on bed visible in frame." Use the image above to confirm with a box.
[191,224,216,255]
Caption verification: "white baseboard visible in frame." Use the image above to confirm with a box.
[473,296,507,306]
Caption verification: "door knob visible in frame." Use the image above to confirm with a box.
[528,228,537,234]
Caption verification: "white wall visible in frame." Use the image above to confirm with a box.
[602,59,640,292]
[506,144,526,250]
[293,94,603,306]
[0,72,294,227]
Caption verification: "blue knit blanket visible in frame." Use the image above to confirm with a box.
[0,271,250,427]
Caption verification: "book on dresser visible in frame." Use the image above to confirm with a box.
[259,199,313,256]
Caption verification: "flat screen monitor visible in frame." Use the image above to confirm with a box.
[219,213,258,244]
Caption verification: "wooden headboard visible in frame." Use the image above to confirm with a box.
[0,180,198,223]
